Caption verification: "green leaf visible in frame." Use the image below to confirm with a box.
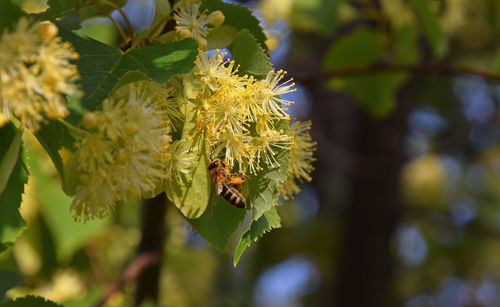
[0,296,61,306]
[189,198,247,252]
[0,271,23,300]
[57,27,198,114]
[0,124,27,253]
[394,25,419,65]
[410,0,447,58]
[206,25,239,50]
[165,74,211,218]
[291,0,343,34]
[34,121,74,184]
[323,27,382,69]
[248,120,290,221]
[323,27,407,117]
[201,0,268,53]
[229,30,272,78]
[40,0,126,22]
[328,73,407,117]
[233,206,281,266]
[0,0,24,32]
[165,139,211,219]
[0,130,22,196]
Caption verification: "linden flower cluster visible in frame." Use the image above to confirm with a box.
[279,121,316,199]
[0,17,80,131]
[173,0,225,49]
[190,50,315,194]
[71,83,172,221]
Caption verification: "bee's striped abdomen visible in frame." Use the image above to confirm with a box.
[220,182,246,208]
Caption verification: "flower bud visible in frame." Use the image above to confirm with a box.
[38,21,58,41]
[178,28,193,39]
[208,10,225,27]
[197,37,208,50]
[124,122,140,136]
[81,113,98,129]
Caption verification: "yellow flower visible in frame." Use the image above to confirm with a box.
[164,140,195,184]
[174,0,225,49]
[258,69,296,119]
[279,121,316,199]
[0,18,80,131]
[71,83,171,221]
[190,51,301,175]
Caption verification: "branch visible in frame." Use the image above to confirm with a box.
[305,63,500,83]
[92,252,160,307]
[135,193,168,305]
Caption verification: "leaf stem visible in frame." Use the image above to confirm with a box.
[98,0,135,42]
[107,14,128,43]
[57,118,88,135]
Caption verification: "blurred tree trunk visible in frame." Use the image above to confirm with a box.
[135,193,168,305]
[335,99,410,307]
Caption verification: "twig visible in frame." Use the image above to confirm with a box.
[99,0,135,42]
[107,14,128,43]
[92,252,161,307]
[311,63,500,83]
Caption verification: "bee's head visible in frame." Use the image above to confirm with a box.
[208,158,225,170]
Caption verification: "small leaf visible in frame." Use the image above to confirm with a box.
[410,0,447,58]
[165,146,211,219]
[233,206,281,266]
[323,27,381,69]
[34,121,74,184]
[165,74,211,218]
[0,129,22,195]
[189,198,247,252]
[0,0,24,32]
[206,25,239,50]
[394,25,419,65]
[327,73,408,117]
[57,27,198,116]
[0,295,61,306]
[229,30,272,78]
[201,0,268,53]
[0,124,27,253]
[40,0,126,22]
[0,271,23,300]
[291,0,342,34]
[323,27,407,117]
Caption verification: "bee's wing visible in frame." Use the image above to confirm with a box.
[216,181,224,195]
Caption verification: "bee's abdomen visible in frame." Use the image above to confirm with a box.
[221,183,246,208]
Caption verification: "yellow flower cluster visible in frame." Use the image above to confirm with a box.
[279,121,316,199]
[190,50,314,191]
[71,83,171,221]
[0,18,80,131]
[173,0,225,49]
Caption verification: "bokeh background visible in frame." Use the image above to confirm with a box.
[3,0,500,306]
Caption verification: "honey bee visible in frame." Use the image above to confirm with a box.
[208,159,248,208]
